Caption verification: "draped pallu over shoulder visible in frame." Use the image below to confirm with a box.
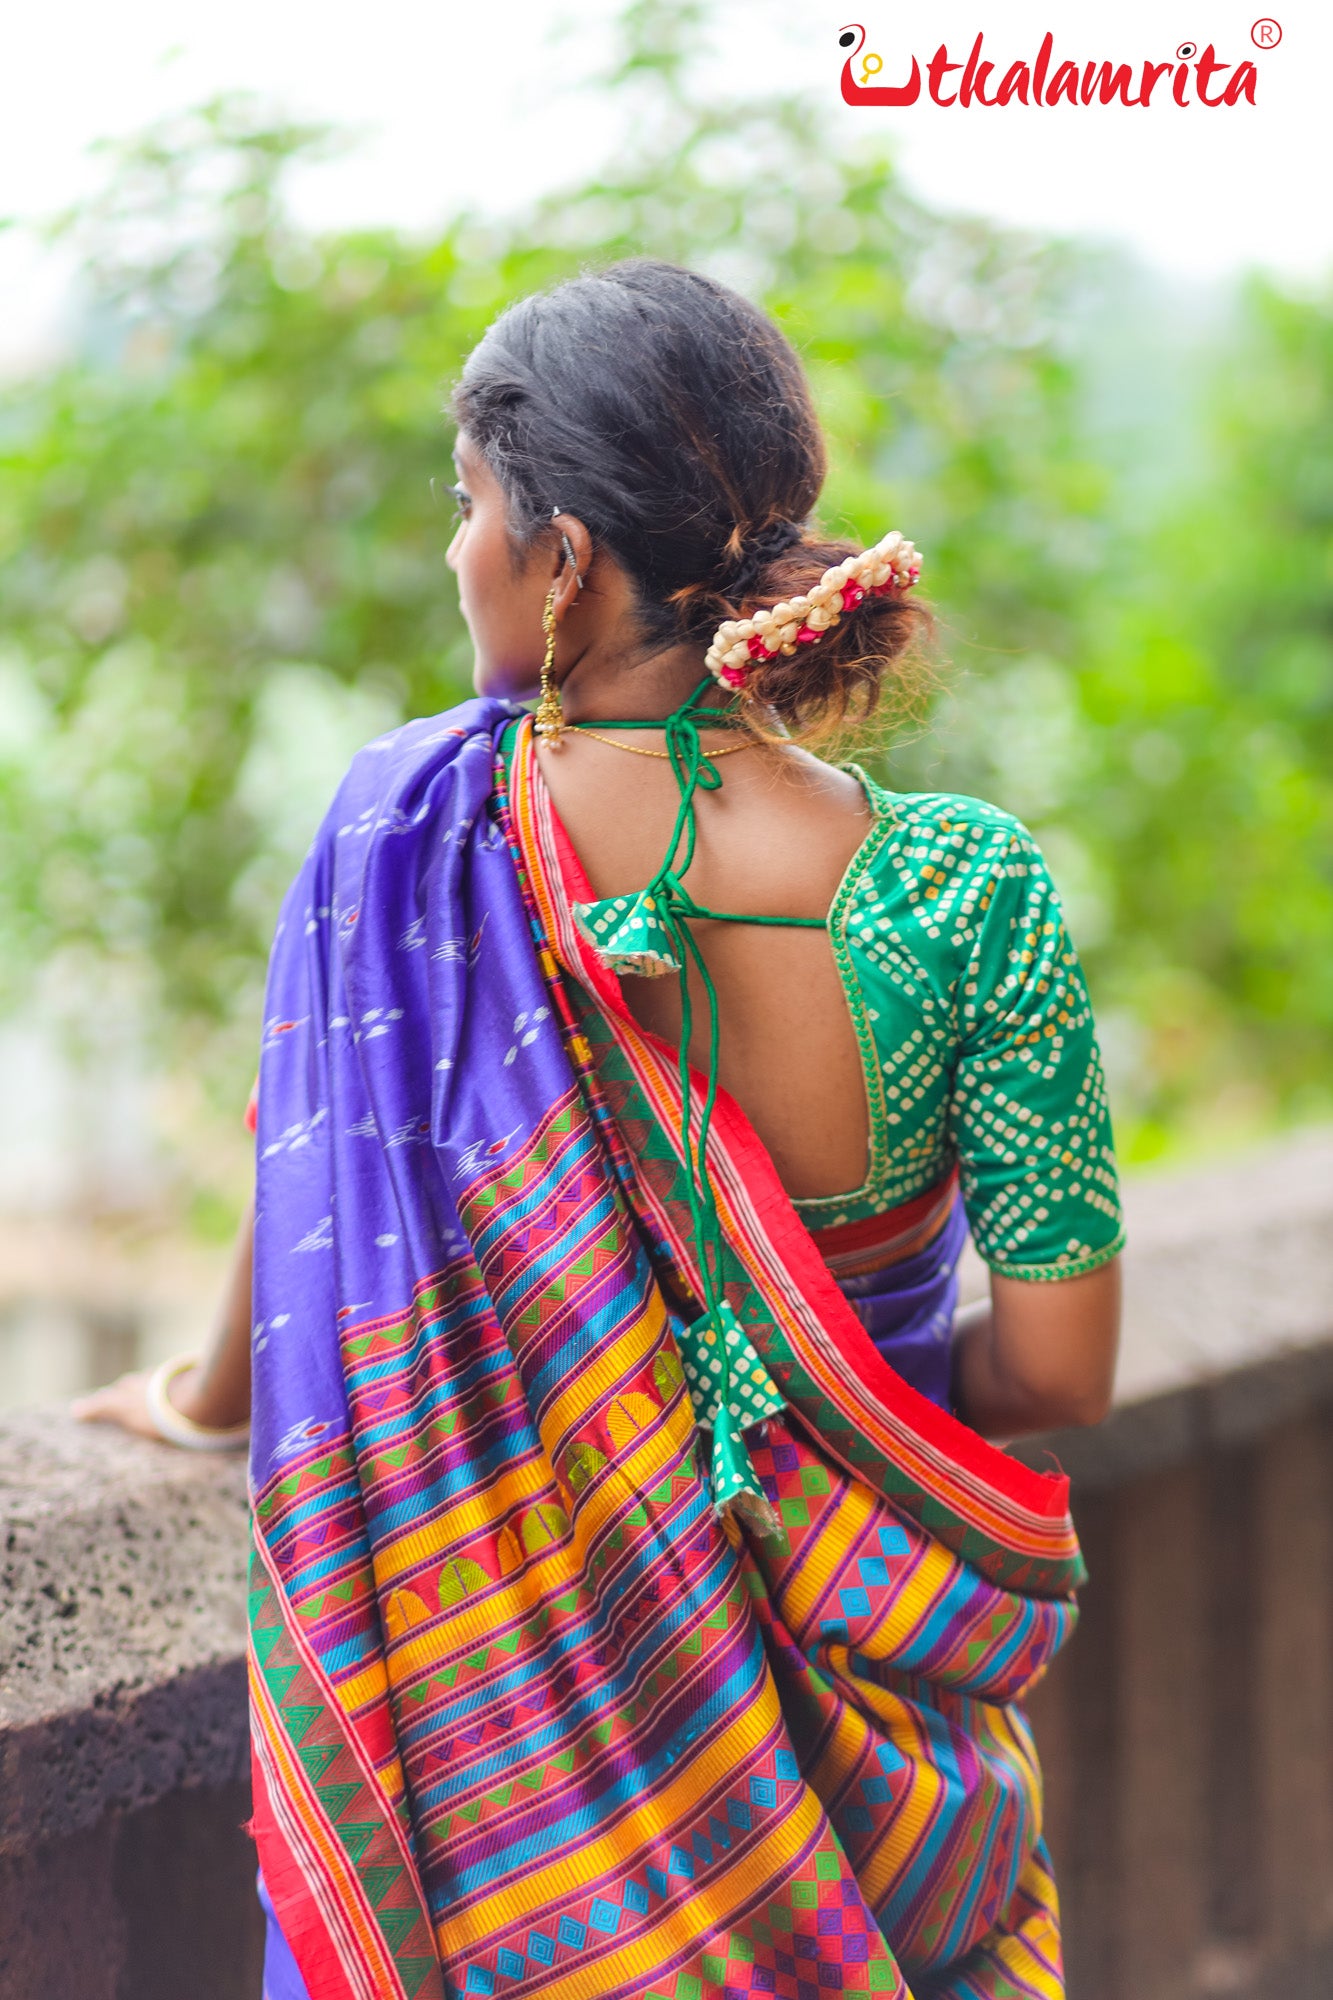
[249,699,1082,2000]
[513,717,1082,1594]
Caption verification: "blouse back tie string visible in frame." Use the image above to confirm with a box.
[564,675,826,1534]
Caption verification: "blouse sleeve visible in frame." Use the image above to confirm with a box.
[948,818,1124,1280]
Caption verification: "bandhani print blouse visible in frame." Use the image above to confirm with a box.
[793,771,1124,1281]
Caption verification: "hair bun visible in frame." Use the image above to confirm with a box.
[454,258,932,737]
[720,519,805,601]
[714,531,930,735]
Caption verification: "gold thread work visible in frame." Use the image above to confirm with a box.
[533,587,565,748]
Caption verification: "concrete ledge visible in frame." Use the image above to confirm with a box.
[1010,1127,1333,1490]
[3,1129,1331,1851]
[1114,1126,1333,1402]
[0,1409,249,1853]
[4,1131,1333,2000]
[1016,1337,1333,1491]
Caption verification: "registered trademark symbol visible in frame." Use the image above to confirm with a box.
[1251,17,1282,47]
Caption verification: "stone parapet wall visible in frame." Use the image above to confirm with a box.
[0,1413,258,1996]
[2,1131,1331,1998]
[1020,1130,1333,2000]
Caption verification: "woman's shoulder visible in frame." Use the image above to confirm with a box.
[849,770,1048,893]
[854,769,1029,841]
[317,697,520,827]
[833,771,1076,1002]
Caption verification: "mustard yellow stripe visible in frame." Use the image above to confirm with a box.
[861,1538,963,1659]
[802,1692,877,1814]
[812,1681,942,1910]
[371,1456,553,1588]
[380,1416,697,1693]
[979,1841,1064,1997]
[433,1697,783,1957]
[374,1749,410,1814]
[379,1533,579,1687]
[766,1468,1014,1679]
[332,1654,390,1723]
[540,1287,667,1442]
[557,1412,701,1571]
[369,1387,697,1695]
[986,1701,1044,1831]
[477,1785,841,2000]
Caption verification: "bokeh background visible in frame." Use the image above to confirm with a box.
[1,0,1330,1402]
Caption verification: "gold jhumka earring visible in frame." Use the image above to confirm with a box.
[533,585,565,748]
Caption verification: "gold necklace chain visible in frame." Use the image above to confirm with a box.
[571,727,758,760]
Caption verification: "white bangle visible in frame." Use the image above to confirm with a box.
[144,1355,251,1452]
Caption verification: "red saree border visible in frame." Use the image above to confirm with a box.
[508,719,1081,1578]
[804,1166,959,1272]
[250,1724,363,2000]
[249,1520,445,2000]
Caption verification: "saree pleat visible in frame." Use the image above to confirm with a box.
[248,704,1080,2000]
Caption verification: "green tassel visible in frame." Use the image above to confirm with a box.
[675,1302,785,1535]
[573,892,681,979]
[709,1415,781,1537]
[676,1300,786,1432]
[564,676,819,1548]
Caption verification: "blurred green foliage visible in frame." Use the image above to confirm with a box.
[0,5,1328,1194]
[1062,282,1333,1154]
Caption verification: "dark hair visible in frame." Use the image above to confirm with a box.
[452,259,927,734]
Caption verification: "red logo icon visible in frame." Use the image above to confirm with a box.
[839,22,921,105]
[839,24,1266,109]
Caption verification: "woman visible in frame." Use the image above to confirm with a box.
[80,261,1121,2000]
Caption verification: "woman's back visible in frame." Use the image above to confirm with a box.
[539,733,875,1202]
[450,252,1120,1433]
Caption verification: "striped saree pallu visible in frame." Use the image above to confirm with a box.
[249,704,1084,2000]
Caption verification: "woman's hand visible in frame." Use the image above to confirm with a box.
[73,1368,179,1440]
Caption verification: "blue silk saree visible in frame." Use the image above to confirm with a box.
[248,703,1083,2000]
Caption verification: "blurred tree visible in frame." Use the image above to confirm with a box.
[0,15,1100,1140]
[0,102,477,1075]
[0,0,1326,1203]
[1070,280,1333,1151]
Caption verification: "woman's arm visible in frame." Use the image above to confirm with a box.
[950,1255,1121,1438]
[73,1197,255,1440]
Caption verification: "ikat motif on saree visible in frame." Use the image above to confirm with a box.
[249,702,1082,2000]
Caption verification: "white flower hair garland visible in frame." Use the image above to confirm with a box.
[704,530,922,691]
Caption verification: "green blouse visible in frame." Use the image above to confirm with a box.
[792,772,1124,1282]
